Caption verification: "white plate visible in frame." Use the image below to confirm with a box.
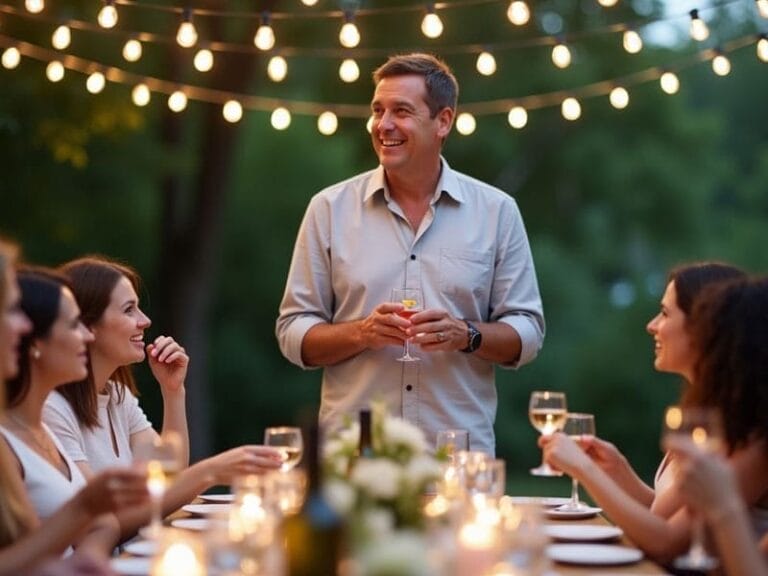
[547,544,643,566]
[182,503,231,516]
[123,539,157,557]
[545,505,602,520]
[199,493,234,503]
[506,496,572,508]
[170,518,212,531]
[110,557,151,575]
[544,524,623,542]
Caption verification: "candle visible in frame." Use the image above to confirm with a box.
[152,536,206,576]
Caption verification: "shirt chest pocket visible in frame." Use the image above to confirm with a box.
[439,249,493,309]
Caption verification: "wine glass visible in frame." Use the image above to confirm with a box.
[559,413,595,511]
[528,391,567,476]
[133,431,184,539]
[391,288,423,362]
[436,428,470,464]
[264,426,304,472]
[662,405,724,571]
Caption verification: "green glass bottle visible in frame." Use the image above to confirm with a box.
[358,409,375,459]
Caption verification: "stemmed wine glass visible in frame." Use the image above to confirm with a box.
[264,426,304,472]
[391,288,423,362]
[528,391,567,476]
[559,413,596,510]
[662,405,724,571]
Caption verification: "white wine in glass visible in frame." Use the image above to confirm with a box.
[528,391,567,476]
[560,413,595,510]
[264,426,304,472]
[391,288,423,362]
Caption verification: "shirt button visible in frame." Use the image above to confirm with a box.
[410,254,416,260]
[406,385,413,391]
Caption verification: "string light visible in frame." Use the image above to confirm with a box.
[711,50,731,75]
[317,111,338,135]
[193,48,214,72]
[506,1,530,26]
[609,86,629,109]
[254,13,276,51]
[51,25,71,50]
[176,8,198,48]
[46,60,65,82]
[689,10,710,42]
[301,0,318,5]
[122,39,142,62]
[339,12,361,48]
[131,83,150,106]
[561,97,581,120]
[24,0,44,14]
[597,0,619,6]
[456,112,476,135]
[97,0,118,29]
[339,58,360,83]
[660,71,680,94]
[267,55,288,82]
[222,100,243,123]
[421,5,443,39]
[271,107,291,130]
[86,70,105,93]
[552,41,572,69]
[507,106,528,129]
[1,47,21,69]
[476,51,497,76]
[758,34,768,61]
[623,30,643,54]
[757,0,768,18]
[168,90,188,112]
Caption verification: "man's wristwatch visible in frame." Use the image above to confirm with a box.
[461,321,482,353]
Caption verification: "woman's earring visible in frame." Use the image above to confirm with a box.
[31,348,41,360]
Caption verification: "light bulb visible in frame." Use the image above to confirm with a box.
[194,49,214,72]
[689,10,709,42]
[552,43,572,68]
[507,106,528,129]
[168,91,187,112]
[609,86,629,109]
[25,0,44,14]
[758,36,768,62]
[97,2,118,28]
[455,112,476,135]
[86,71,105,94]
[2,47,21,69]
[366,116,373,133]
[254,24,275,50]
[507,1,530,26]
[476,51,497,76]
[223,100,243,123]
[659,71,680,95]
[301,0,318,5]
[561,97,581,121]
[271,107,291,130]
[176,10,198,48]
[318,111,338,135]
[339,59,360,83]
[339,21,360,48]
[267,55,288,82]
[123,39,142,62]
[51,25,71,50]
[757,0,768,18]
[46,60,64,82]
[597,0,618,6]
[712,53,731,76]
[132,83,150,106]
[623,30,642,54]
[421,11,443,38]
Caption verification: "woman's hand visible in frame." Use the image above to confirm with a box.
[30,550,114,576]
[580,435,630,475]
[538,432,592,478]
[147,336,189,394]
[76,468,149,516]
[203,446,283,485]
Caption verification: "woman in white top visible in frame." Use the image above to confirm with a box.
[45,256,281,536]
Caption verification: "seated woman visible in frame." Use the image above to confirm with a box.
[0,246,147,575]
[43,256,281,535]
[540,269,768,565]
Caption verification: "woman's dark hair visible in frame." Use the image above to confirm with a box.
[667,262,746,317]
[685,276,768,453]
[57,256,142,428]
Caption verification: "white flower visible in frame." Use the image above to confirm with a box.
[360,507,395,538]
[358,530,433,576]
[381,417,428,454]
[350,458,401,500]
[338,421,361,448]
[324,479,356,515]
[404,454,442,487]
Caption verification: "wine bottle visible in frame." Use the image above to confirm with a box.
[283,422,344,576]
[358,409,375,459]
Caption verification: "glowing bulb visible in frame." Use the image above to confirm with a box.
[267,55,288,82]
[194,49,214,72]
[689,10,709,42]
[476,51,497,76]
[2,47,21,69]
[301,0,318,5]
[317,111,338,135]
[597,0,618,6]
[623,30,642,54]
[711,53,731,76]
[757,0,768,18]
[46,60,64,82]
[366,116,373,133]
[659,71,680,95]
[339,21,360,48]
[123,39,142,62]
[552,43,572,68]
[254,24,275,51]
[168,91,188,112]
[271,107,291,130]
[132,83,150,106]
[176,11,198,48]
[223,100,243,123]
[455,112,476,135]
[51,25,71,50]
[507,106,528,129]
[86,71,105,94]
[421,11,443,38]
[609,86,629,109]
[507,1,530,25]
[339,59,360,83]
[25,0,44,14]
[758,37,768,62]
[561,97,581,121]
[97,2,118,28]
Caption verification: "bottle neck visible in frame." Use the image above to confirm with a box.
[358,409,373,457]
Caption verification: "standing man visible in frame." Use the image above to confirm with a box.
[276,53,544,455]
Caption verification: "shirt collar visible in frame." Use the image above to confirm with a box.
[363,156,465,204]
